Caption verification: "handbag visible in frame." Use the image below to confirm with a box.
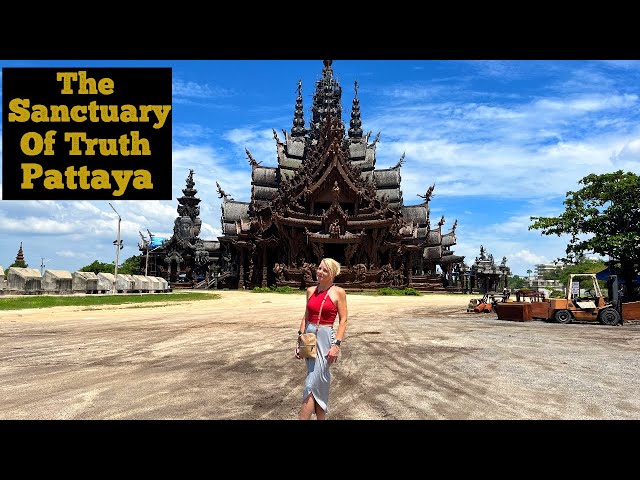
[298,333,317,359]
[298,286,332,359]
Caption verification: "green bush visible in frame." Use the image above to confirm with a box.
[549,290,565,298]
[377,287,422,296]
[252,285,300,294]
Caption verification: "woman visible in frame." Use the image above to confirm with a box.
[295,258,348,420]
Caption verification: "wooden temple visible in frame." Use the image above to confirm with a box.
[466,245,511,293]
[141,60,465,291]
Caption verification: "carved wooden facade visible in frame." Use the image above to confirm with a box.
[141,61,465,290]
[468,245,511,293]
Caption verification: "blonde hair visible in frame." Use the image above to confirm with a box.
[321,258,341,279]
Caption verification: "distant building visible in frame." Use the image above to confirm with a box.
[468,246,511,293]
[10,242,28,268]
[529,263,563,290]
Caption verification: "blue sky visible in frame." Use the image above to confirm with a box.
[1,59,640,277]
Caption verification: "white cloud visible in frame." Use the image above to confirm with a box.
[172,144,252,202]
[612,137,640,162]
[172,79,233,99]
[174,123,215,139]
[56,249,89,259]
[222,128,281,168]
[509,249,549,265]
[380,85,445,100]
[0,216,77,234]
[534,94,638,113]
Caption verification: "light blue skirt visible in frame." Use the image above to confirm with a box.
[302,323,335,412]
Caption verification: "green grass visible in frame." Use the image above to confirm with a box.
[252,285,302,294]
[0,292,219,311]
[251,286,423,296]
[376,287,422,296]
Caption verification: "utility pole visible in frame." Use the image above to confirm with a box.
[40,257,50,276]
[145,241,150,276]
[109,203,122,294]
[140,229,153,277]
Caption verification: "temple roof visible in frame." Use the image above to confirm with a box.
[471,245,510,275]
[211,61,464,267]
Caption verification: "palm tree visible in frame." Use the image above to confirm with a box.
[526,269,532,287]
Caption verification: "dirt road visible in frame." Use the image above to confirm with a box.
[1,291,638,420]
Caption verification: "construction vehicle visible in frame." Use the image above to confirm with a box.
[494,273,622,325]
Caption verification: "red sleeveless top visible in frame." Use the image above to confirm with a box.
[306,287,338,326]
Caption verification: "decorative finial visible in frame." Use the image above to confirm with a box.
[417,183,435,203]
[348,80,363,139]
[216,182,233,201]
[245,148,261,167]
[291,79,306,137]
[393,152,405,169]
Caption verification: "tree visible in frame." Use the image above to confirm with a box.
[78,256,142,275]
[508,275,527,290]
[79,260,114,274]
[5,259,29,276]
[119,256,141,275]
[542,265,563,281]
[529,170,640,300]
[556,257,607,288]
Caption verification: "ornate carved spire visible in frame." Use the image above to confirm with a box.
[291,80,306,137]
[177,169,201,220]
[15,242,25,264]
[310,60,343,140]
[348,81,363,139]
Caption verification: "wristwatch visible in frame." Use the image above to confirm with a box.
[334,339,342,347]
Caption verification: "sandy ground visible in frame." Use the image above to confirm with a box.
[0,290,639,420]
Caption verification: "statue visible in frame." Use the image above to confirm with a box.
[353,263,367,283]
[380,263,393,284]
[273,263,286,282]
[329,219,340,237]
[301,262,315,286]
